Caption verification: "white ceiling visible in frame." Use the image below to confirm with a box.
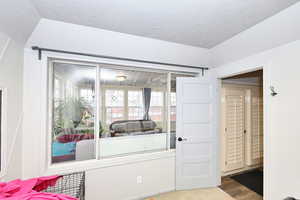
[0,0,40,44]
[54,63,168,88]
[30,0,299,48]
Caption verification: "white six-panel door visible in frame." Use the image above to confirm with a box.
[176,75,218,190]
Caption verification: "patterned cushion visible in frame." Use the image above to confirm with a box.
[110,120,158,134]
[56,133,94,143]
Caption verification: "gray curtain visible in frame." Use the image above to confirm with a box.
[142,88,151,120]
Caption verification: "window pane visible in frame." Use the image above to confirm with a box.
[105,90,124,107]
[105,90,125,124]
[149,91,164,123]
[99,68,168,158]
[170,92,176,121]
[150,91,163,106]
[52,63,96,163]
[128,90,143,120]
[106,107,125,124]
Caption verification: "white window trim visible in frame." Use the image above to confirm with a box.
[42,53,197,175]
[0,87,7,178]
[46,149,175,175]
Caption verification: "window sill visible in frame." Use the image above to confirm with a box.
[45,149,176,175]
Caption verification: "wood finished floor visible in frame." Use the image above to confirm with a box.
[220,177,263,200]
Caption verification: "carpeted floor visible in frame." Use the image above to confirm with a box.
[145,188,235,200]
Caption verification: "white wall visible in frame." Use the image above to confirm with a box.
[0,31,24,181]
[26,19,211,67]
[265,40,300,200]
[22,18,211,200]
[86,157,175,200]
[0,33,10,60]
[212,37,300,200]
[0,0,40,181]
[21,2,300,200]
[210,2,300,67]
[208,3,300,199]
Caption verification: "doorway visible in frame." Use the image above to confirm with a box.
[219,70,264,200]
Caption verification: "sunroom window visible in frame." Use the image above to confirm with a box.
[49,60,195,163]
[105,89,125,124]
[128,90,143,120]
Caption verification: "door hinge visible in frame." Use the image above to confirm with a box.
[225,128,227,132]
[225,161,228,165]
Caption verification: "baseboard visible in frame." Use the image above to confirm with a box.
[127,187,175,200]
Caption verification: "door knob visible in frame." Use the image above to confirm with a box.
[178,137,187,142]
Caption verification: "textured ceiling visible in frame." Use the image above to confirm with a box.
[54,63,168,88]
[30,0,299,48]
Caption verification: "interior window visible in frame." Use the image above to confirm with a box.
[49,61,196,163]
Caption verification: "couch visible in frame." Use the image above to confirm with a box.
[109,120,162,137]
[75,120,164,160]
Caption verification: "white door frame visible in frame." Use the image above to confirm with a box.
[212,65,269,198]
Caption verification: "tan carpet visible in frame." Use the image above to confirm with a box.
[145,188,235,200]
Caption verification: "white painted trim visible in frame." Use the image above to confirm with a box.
[0,87,8,178]
[262,63,271,200]
[129,188,175,200]
[45,150,175,175]
[0,38,10,62]
[167,73,171,149]
[95,65,101,159]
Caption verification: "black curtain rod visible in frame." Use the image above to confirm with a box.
[31,46,209,71]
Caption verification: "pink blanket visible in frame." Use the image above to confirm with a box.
[0,176,77,200]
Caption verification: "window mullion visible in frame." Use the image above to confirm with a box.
[125,89,129,120]
[167,72,171,150]
[95,65,101,160]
